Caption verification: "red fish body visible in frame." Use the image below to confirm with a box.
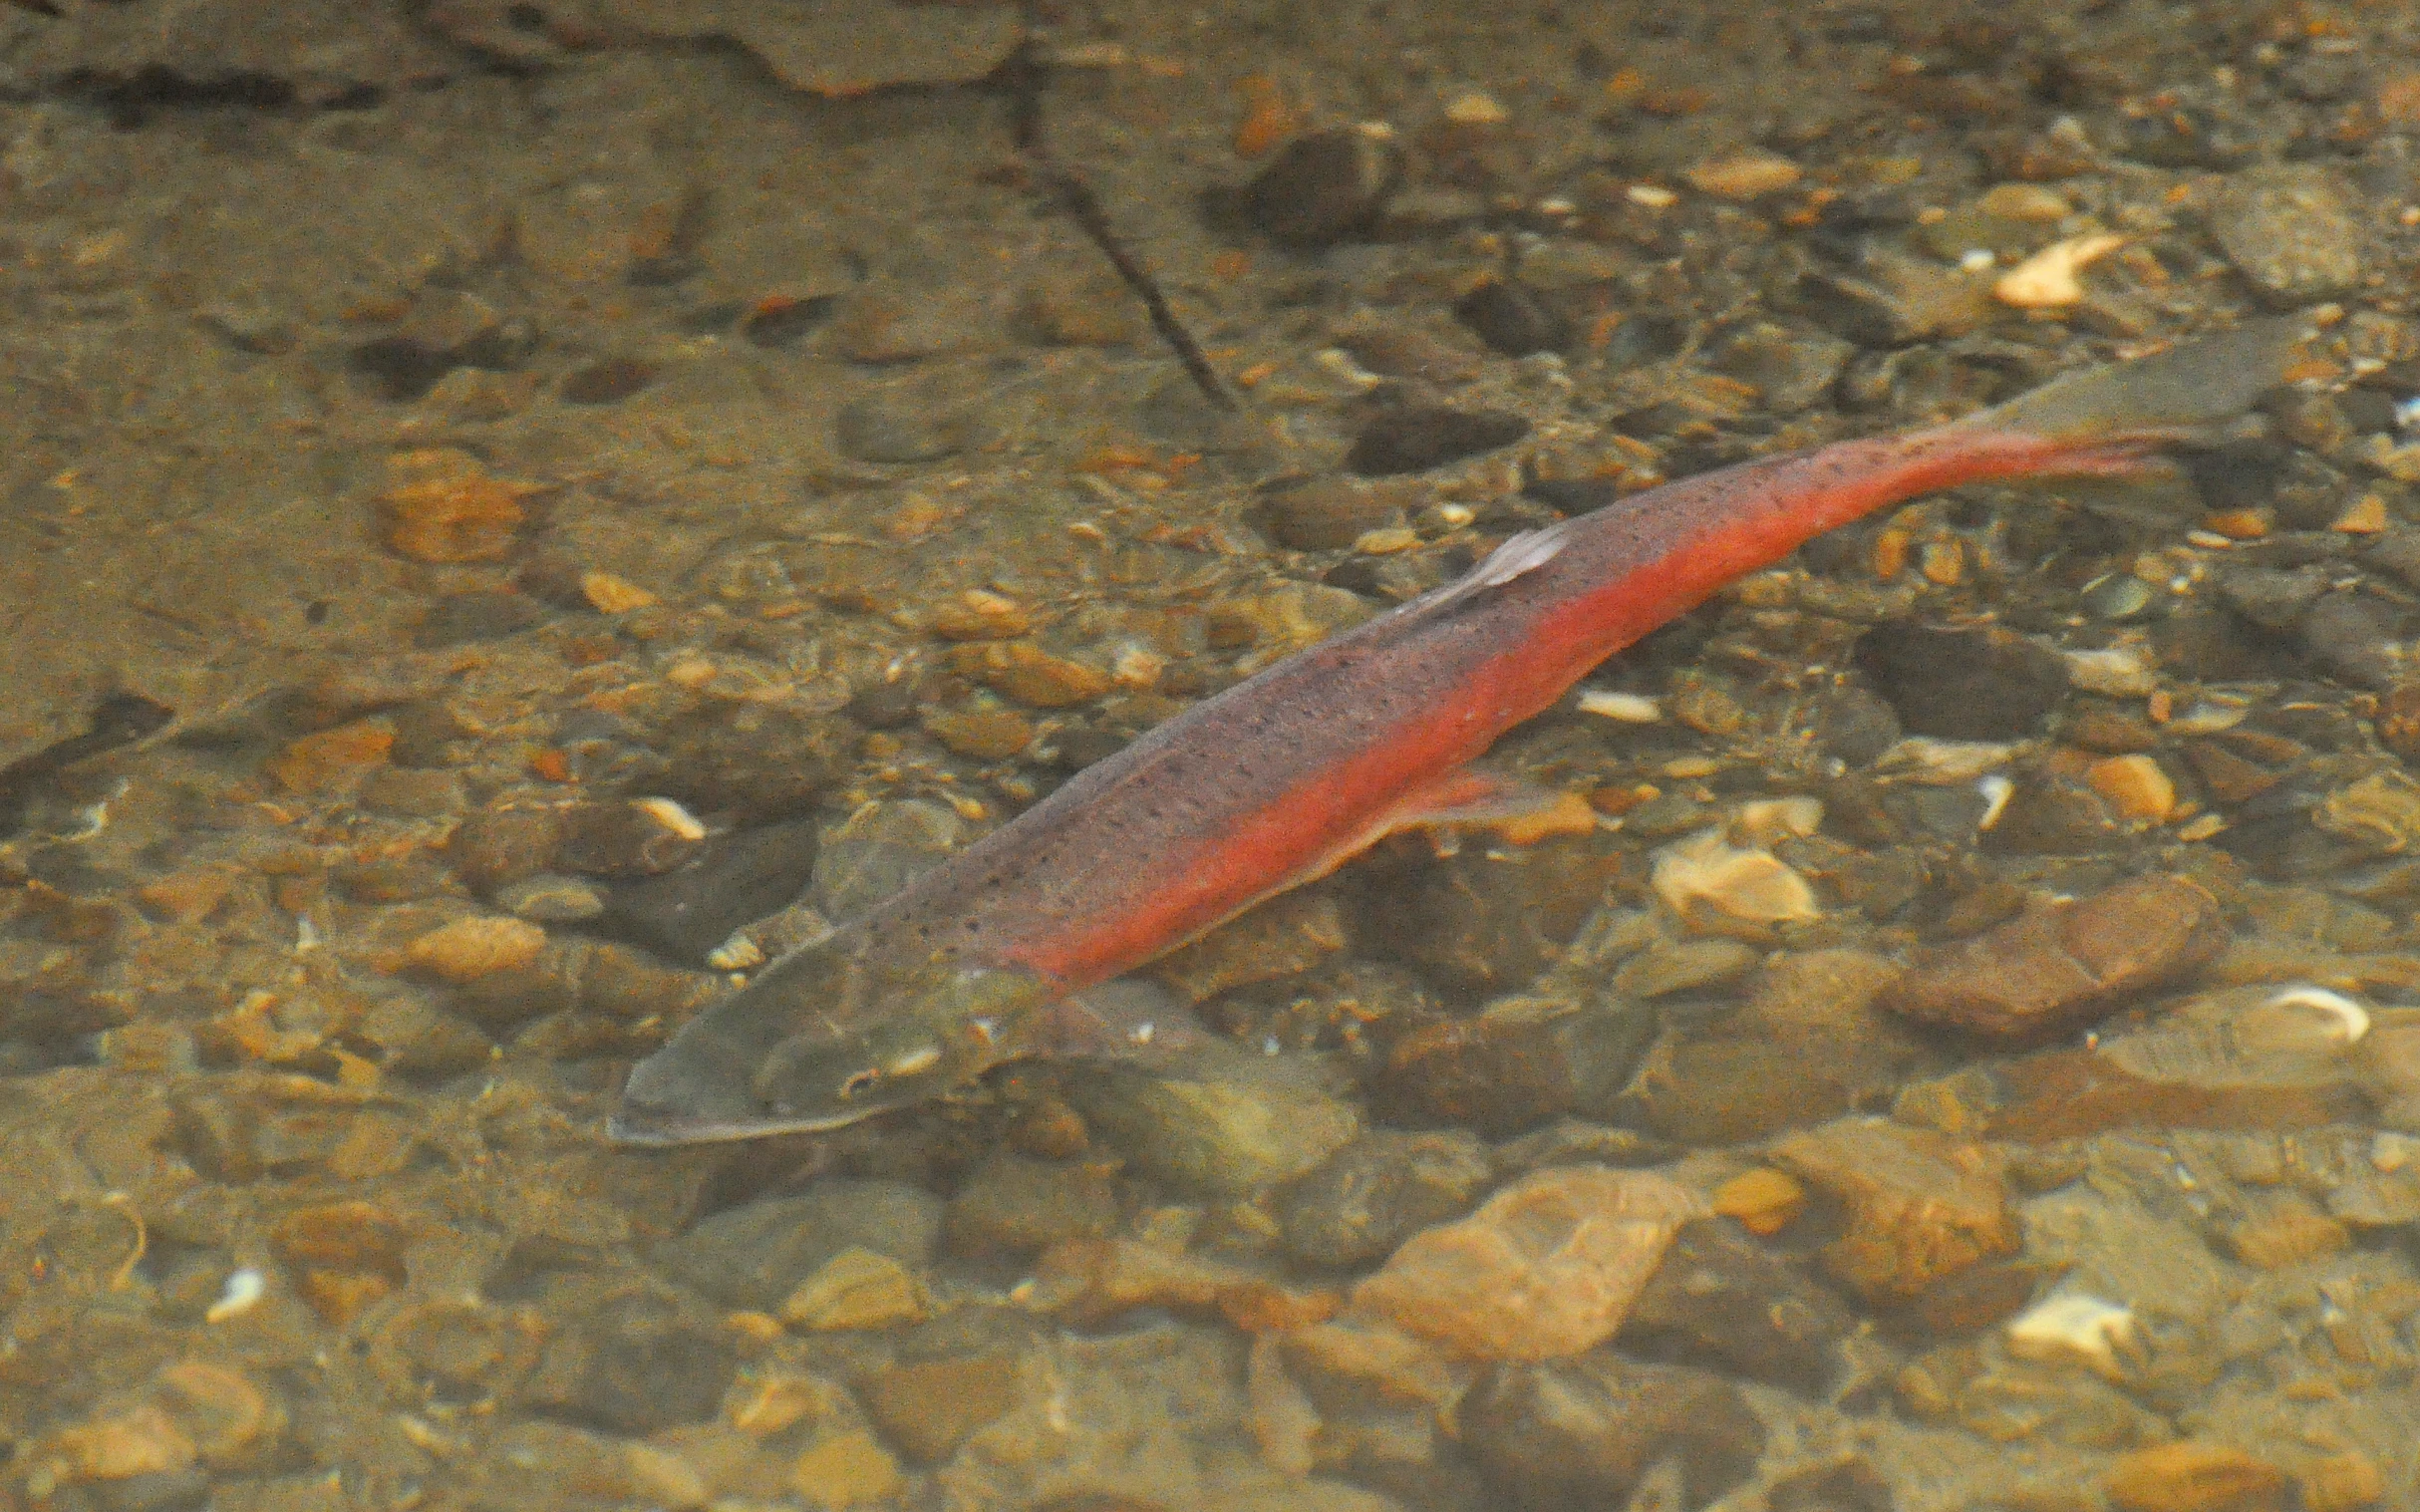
[612,323,2300,1144]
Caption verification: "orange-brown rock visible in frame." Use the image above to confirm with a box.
[1769,1117,2017,1302]
[1881,874,2228,1039]
[1350,1166,1704,1361]
[380,448,546,563]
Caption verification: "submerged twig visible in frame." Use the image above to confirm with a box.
[991,34,1236,414]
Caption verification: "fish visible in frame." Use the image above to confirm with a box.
[610,318,2305,1145]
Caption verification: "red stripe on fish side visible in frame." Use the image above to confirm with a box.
[1003,427,2151,987]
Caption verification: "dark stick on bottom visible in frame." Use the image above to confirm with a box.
[991,34,1236,415]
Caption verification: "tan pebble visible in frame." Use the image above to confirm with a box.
[267,719,394,791]
[929,589,1034,641]
[1975,182,2072,221]
[922,706,1034,760]
[381,449,542,563]
[1992,232,2126,308]
[579,570,657,613]
[2299,1450,2385,1512]
[2104,1441,2287,1512]
[151,1361,276,1466]
[1443,90,1508,126]
[1710,1168,1805,1236]
[2223,1198,2350,1270]
[1354,525,1421,554]
[1920,537,1964,585]
[959,640,1112,708]
[731,1370,848,1437]
[2088,754,2177,822]
[623,1444,709,1510]
[1350,1166,1705,1361]
[2332,492,2390,533]
[137,865,240,924]
[1684,149,1801,198]
[1247,1334,1320,1477]
[406,915,547,982]
[791,1432,902,1509]
[44,1403,196,1484]
[779,1247,930,1332]
[1651,830,1820,926]
[2203,507,2272,539]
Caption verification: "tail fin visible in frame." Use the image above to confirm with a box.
[1952,317,2309,443]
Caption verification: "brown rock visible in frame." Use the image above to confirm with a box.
[1769,1118,2017,1302]
[857,1355,1023,1463]
[955,640,1113,708]
[791,1432,902,1509]
[1882,874,2228,1039]
[1034,1237,1340,1335]
[1151,889,1348,1003]
[267,719,394,791]
[779,1248,929,1332]
[2104,1441,2288,1512]
[1350,1167,1704,1361]
[921,706,1034,760]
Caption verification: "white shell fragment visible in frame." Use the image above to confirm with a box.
[1993,232,2126,308]
[1975,773,2015,831]
[1651,831,1820,925]
[1577,690,1663,723]
[2252,985,2371,1047]
[2005,1292,2145,1379]
[206,1268,267,1323]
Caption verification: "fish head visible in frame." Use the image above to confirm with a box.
[609,954,1054,1145]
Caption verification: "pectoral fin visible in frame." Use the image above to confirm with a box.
[1366,767,1601,846]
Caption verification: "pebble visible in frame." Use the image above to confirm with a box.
[269,1200,413,1325]
[1452,280,1570,357]
[944,1151,1120,1257]
[1649,830,1819,926]
[1276,1129,1491,1269]
[557,797,706,878]
[1881,874,2229,1039]
[1710,1168,1805,1235]
[1034,1237,1339,1334]
[1856,623,2068,741]
[1366,831,1625,996]
[653,1182,943,1312]
[1704,321,1854,414]
[1618,1218,1856,1391]
[1344,404,1530,476]
[1768,1117,2018,1303]
[596,815,819,962]
[517,1299,737,1434]
[1371,992,1658,1136]
[858,1354,1023,1463]
[923,705,1035,760]
[1067,1044,1360,1193]
[1349,1166,1704,1361]
[2086,754,2178,822]
[1260,478,1410,551]
[778,1247,930,1332]
[2206,164,2367,306]
[1244,128,1400,247]
[386,449,545,566]
[1799,247,1992,347]
[404,915,548,984]
[792,1432,903,1510]
[266,719,394,791]
[1683,149,1801,198]
[1460,1354,1764,1509]
[2102,1441,2287,1512]
[955,640,1113,708]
